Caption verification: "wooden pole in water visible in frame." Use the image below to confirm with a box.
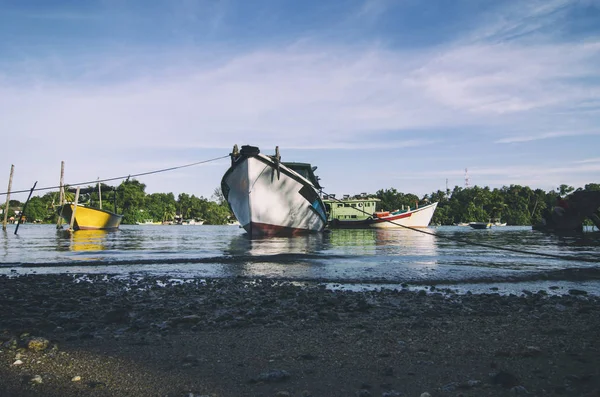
[56,161,65,229]
[2,165,14,231]
[69,187,80,231]
[98,178,102,209]
[14,181,37,235]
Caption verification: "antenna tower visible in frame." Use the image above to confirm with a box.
[465,168,470,188]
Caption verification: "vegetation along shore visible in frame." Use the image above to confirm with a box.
[3,179,599,227]
[1,273,600,396]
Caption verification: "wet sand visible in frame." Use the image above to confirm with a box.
[1,274,599,397]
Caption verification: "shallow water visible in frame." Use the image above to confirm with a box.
[1,224,599,294]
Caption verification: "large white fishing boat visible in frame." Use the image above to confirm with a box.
[221,145,328,237]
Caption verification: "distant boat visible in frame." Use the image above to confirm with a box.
[493,222,507,226]
[455,222,469,227]
[221,145,327,237]
[136,220,161,225]
[180,219,204,225]
[58,204,123,231]
[227,219,241,226]
[370,202,439,228]
[469,222,492,229]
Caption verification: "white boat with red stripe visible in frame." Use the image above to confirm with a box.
[370,202,438,228]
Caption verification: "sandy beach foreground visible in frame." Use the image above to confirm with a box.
[1,274,599,397]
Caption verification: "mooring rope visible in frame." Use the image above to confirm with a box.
[0,155,230,197]
[322,193,600,264]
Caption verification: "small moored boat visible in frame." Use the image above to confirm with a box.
[58,204,123,231]
[57,182,123,231]
[324,196,380,229]
[468,222,492,229]
[370,202,438,228]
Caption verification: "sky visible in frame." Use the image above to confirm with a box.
[0,0,599,202]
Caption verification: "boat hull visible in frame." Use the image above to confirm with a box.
[328,218,373,229]
[222,151,327,237]
[59,204,123,231]
[369,202,438,228]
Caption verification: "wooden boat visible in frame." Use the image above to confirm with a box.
[221,145,327,237]
[58,203,123,231]
[324,196,380,229]
[180,219,204,225]
[57,182,123,231]
[370,202,438,228]
[468,222,492,229]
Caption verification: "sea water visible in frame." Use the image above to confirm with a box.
[1,224,599,295]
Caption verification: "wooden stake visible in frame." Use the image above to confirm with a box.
[14,181,37,235]
[69,187,80,231]
[56,161,65,229]
[98,178,102,209]
[2,165,14,231]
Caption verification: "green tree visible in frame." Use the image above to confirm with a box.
[116,179,147,224]
[22,196,48,222]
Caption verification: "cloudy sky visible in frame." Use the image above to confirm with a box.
[1,0,599,201]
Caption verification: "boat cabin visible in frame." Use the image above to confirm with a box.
[283,162,322,189]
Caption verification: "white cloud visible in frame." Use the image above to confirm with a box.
[495,130,599,144]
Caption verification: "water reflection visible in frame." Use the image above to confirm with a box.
[226,233,326,256]
[326,228,438,257]
[62,230,109,252]
[373,228,438,257]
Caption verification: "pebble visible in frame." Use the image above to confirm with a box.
[255,369,291,383]
[511,385,530,394]
[382,391,403,397]
[27,337,50,352]
[72,376,82,382]
[12,359,23,366]
[31,375,43,384]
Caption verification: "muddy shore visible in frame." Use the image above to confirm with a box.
[1,273,599,397]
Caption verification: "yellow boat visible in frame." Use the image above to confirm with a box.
[59,204,123,231]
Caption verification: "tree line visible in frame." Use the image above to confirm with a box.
[3,180,599,226]
[373,183,600,226]
[2,179,233,225]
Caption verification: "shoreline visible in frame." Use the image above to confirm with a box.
[2,273,600,396]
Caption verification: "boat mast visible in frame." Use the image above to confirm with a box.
[56,161,65,229]
[98,178,102,209]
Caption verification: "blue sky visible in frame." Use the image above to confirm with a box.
[1,0,599,201]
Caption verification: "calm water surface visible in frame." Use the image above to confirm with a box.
[1,224,599,294]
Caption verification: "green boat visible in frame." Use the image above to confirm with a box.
[323,196,380,228]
